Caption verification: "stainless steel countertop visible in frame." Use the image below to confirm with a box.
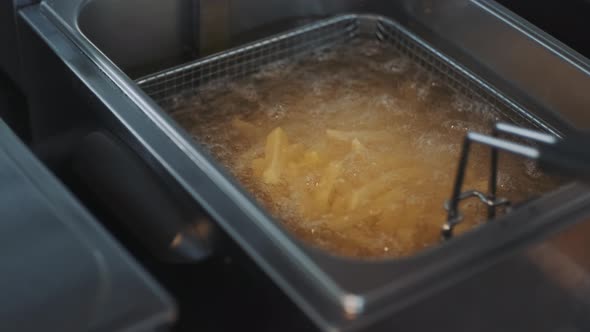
[0,117,175,331]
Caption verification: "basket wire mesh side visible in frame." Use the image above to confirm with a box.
[137,15,359,111]
[136,14,549,131]
[373,19,551,131]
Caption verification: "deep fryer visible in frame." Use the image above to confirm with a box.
[9,0,590,331]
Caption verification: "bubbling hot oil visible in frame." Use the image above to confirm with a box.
[170,39,560,259]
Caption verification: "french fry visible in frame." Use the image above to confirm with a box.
[314,161,342,212]
[348,171,398,210]
[285,149,321,178]
[351,138,367,153]
[261,127,289,184]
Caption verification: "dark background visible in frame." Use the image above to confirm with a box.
[496,0,590,57]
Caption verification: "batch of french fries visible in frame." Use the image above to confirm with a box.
[231,116,484,247]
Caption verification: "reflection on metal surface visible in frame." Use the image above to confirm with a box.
[200,0,230,55]
[529,219,590,310]
[192,218,213,239]
[529,243,590,306]
[77,0,200,76]
[343,294,365,319]
[0,119,175,331]
[170,233,183,248]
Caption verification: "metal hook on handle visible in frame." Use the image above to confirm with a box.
[442,190,511,240]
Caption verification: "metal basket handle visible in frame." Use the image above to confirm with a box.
[442,122,557,240]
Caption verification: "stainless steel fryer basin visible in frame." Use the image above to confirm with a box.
[18,0,590,331]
